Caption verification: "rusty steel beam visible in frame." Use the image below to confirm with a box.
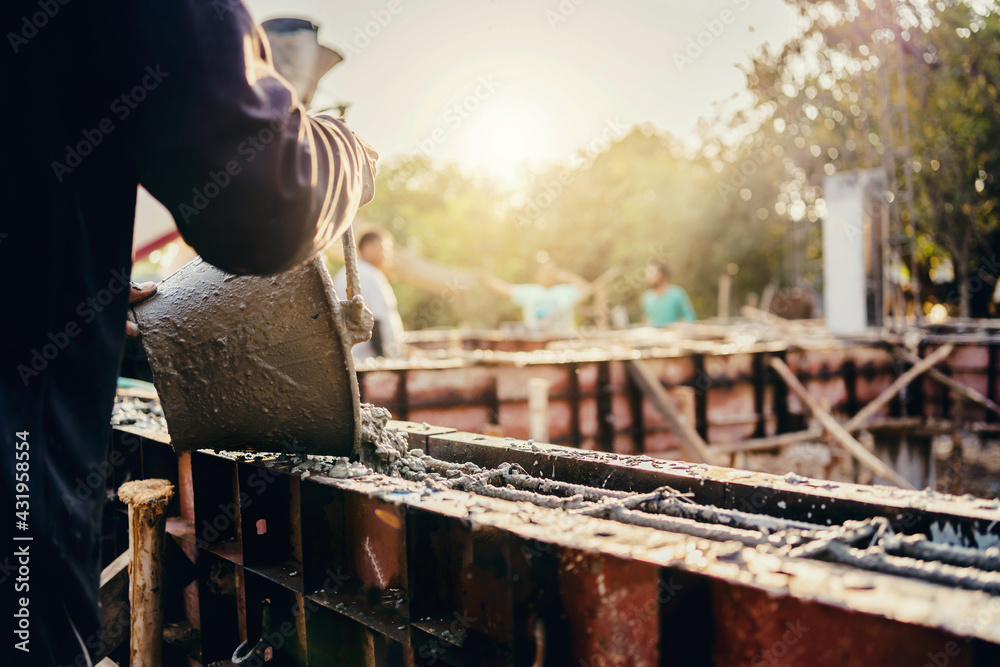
[626,359,716,464]
[109,416,1000,667]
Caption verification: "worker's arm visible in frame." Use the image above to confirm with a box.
[555,267,592,294]
[135,1,375,276]
[479,272,515,299]
[679,289,697,322]
[575,266,622,301]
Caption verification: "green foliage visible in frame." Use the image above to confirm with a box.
[363,129,786,329]
[354,155,522,328]
[353,0,1000,328]
[729,0,1000,316]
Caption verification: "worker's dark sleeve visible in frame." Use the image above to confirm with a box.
[135,0,370,275]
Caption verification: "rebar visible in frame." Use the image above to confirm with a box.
[881,534,1000,573]
[821,541,1000,595]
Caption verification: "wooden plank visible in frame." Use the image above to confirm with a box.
[893,345,1000,420]
[96,551,131,663]
[712,426,824,454]
[768,357,915,489]
[116,386,159,400]
[716,415,933,454]
[856,416,924,433]
[626,359,716,464]
[843,344,954,433]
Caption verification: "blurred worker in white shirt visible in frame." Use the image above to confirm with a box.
[334,229,405,360]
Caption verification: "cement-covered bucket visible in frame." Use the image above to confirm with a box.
[133,254,370,456]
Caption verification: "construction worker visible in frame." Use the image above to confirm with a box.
[481,262,620,331]
[642,261,697,325]
[0,2,376,665]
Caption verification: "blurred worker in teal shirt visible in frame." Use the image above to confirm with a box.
[642,261,696,325]
[482,262,589,331]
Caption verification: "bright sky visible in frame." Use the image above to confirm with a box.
[245,0,802,182]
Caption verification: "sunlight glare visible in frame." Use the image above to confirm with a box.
[463,97,557,182]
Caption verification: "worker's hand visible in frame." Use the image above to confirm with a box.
[125,281,158,339]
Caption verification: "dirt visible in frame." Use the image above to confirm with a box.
[734,433,1000,500]
[935,435,1000,499]
[356,404,412,473]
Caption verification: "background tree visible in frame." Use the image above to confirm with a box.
[330,0,1000,330]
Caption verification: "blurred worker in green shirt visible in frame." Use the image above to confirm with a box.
[641,261,696,325]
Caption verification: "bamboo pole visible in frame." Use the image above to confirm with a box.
[118,479,175,667]
[528,378,550,443]
[843,344,954,433]
[718,274,731,321]
[712,426,825,454]
[892,345,1000,419]
[768,357,915,489]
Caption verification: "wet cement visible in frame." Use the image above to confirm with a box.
[112,393,1000,593]
[132,256,360,456]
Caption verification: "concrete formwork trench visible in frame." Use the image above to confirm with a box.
[359,331,1000,496]
[104,410,1000,666]
[102,328,1000,665]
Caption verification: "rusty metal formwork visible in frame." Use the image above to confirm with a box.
[105,418,1000,667]
[358,337,1000,467]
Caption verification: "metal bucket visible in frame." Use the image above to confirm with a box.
[133,253,370,456]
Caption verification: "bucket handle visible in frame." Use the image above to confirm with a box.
[339,225,375,346]
[232,599,272,665]
[341,226,362,301]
